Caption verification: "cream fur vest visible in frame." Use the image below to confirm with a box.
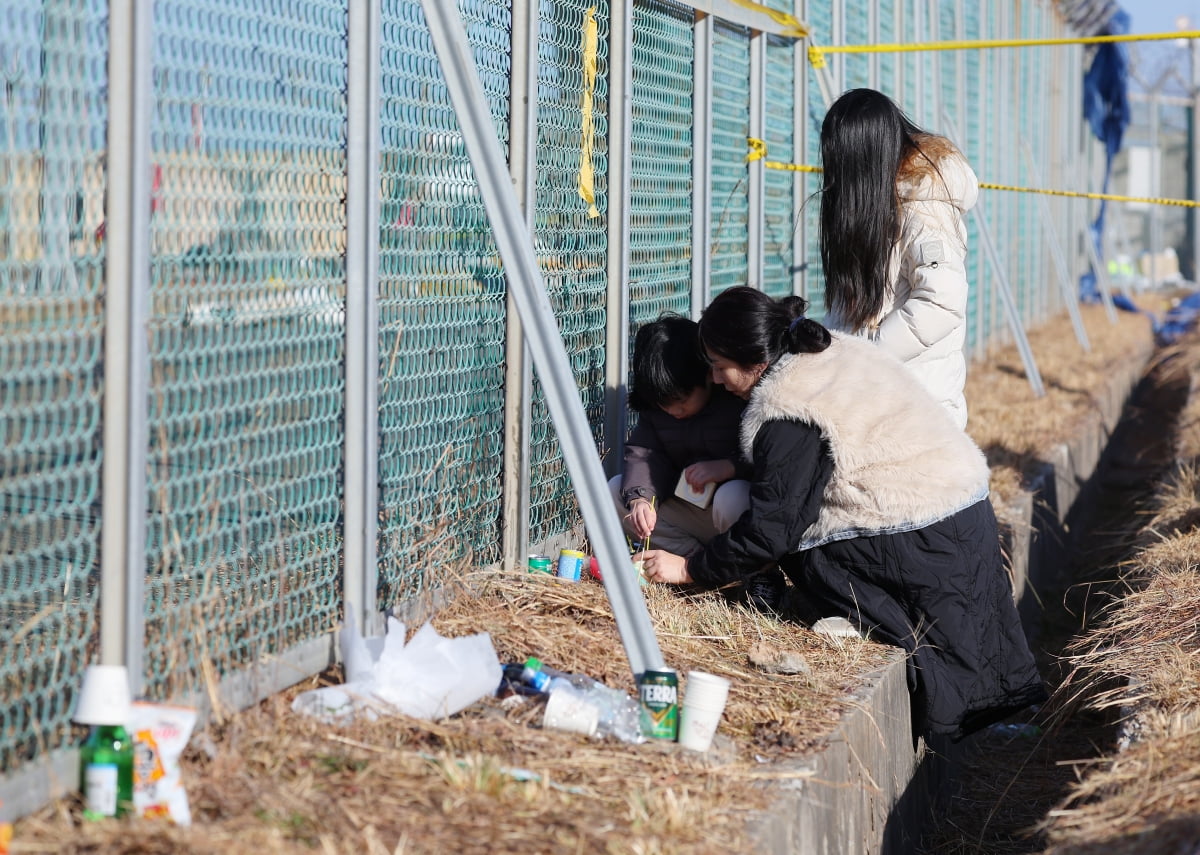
[739,333,990,548]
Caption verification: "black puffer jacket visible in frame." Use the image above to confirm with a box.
[687,339,1046,740]
[689,419,1046,740]
[619,384,749,509]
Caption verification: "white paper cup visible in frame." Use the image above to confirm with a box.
[73,664,133,726]
[543,689,599,737]
[678,671,730,751]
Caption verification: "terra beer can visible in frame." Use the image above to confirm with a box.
[556,549,585,581]
[527,554,553,574]
[638,668,679,740]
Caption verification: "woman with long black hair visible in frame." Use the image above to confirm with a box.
[820,88,979,429]
[637,287,1045,741]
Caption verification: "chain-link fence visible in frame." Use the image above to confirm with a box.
[1,0,1092,820]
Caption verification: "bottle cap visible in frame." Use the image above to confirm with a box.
[73,665,133,726]
[523,656,542,672]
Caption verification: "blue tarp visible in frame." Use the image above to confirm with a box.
[1152,290,1200,346]
[1077,5,1132,305]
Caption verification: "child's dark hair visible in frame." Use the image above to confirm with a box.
[698,286,830,369]
[628,314,709,412]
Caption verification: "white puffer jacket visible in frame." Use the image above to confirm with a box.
[830,145,979,429]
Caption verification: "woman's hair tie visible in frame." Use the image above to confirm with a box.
[787,315,806,333]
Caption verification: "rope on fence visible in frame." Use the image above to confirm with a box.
[745,138,1200,208]
[807,30,1200,68]
[726,0,809,39]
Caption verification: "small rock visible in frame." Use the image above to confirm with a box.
[811,616,861,639]
[748,641,812,675]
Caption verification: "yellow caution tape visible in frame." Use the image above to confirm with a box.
[577,7,601,219]
[808,30,1200,66]
[978,182,1200,208]
[727,0,810,39]
[746,138,1199,207]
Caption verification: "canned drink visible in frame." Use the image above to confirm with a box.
[528,554,553,574]
[556,549,586,581]
[638,668,679,740]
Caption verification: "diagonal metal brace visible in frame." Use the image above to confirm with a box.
[418,0,665,680]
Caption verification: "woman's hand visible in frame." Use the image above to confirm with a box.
[626,498,657,540]
[634,549,693,584]
[683,459,735,491]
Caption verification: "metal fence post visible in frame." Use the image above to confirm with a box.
[419,0,665,679]
[1021,139,1091,351]
[501,0,537,572]
[691,11,713,318]
[792,0,807,299]
[748,30,764,291]
[102,0,152,690]
[943,111,1045,398]
[344,0,383,633]
[1192,37,1200,284]
[605,0,634,478]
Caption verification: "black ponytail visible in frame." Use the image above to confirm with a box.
[780,295,832,354]
[699,286,831,369]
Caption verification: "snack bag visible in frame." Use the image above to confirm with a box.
[131,702,197,825]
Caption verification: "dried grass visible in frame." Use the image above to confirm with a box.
[12,570,893,854]
[1035,327,1200,855]
[1040,732,1200,855]
[965,302,1157,504]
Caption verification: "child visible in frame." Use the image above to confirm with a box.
[607,314,751,558]
[819,88,979,429]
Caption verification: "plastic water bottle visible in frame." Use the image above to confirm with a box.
[80,724,134,819]
[521,657,551,693]
[544,669,644,744]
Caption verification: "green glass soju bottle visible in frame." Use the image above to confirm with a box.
[80,724,134,819]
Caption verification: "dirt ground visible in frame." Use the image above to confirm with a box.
[920,317,1200,854]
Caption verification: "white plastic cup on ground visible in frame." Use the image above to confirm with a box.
[543,688,600,737]
[678,671,731,752]
[73,664,133,726]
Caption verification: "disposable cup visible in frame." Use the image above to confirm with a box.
[678,671,730,751]
[73,664,133,726]
[543,688,599,737]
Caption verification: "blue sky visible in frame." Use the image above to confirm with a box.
[1126,0,1200,33]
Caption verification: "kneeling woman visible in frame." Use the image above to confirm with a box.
[638,286,1046,740]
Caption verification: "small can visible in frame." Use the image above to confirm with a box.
[556,549,586,581]
[638,668,679,740]
[527,554,553,574]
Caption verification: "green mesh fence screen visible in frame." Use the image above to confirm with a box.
[977,8,997,349]
[709,21,749,296]
[1023,5,1044,323]
[528,0,610,545]
[938,2,958,133]
[901,0,919,116]
[375,0,510,604]
[843,1,870,90]
[141,0,348,701]
[762,34,795,298]
[630,0,694,327]
[877,2,897,91]
[1,0,106,776]
[803,4,831,315]
[963,2,983,354]
[996,6,1015,343]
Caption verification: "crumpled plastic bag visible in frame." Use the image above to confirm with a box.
[292,614,502,723]
[131,701,197,825]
